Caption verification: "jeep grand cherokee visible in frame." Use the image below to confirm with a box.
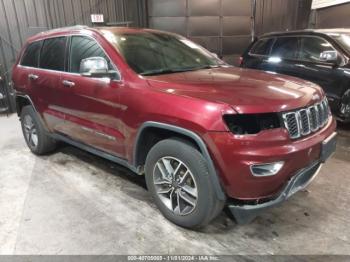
[12,26,337,228]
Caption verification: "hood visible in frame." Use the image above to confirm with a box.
[145,67,324,114]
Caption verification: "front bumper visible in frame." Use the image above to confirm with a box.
[228,132,337,224]
[228,161,322,224]
[205,117,337,199]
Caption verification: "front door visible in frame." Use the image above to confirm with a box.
[292,36,344,104]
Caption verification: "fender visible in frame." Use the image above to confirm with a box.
[15,93,50,131]
[15,93,36,115]
[133,121,226,201]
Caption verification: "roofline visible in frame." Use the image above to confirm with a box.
[260,28,350,37]
[25,25,173,44]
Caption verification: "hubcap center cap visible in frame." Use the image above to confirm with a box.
[172,180,180,189]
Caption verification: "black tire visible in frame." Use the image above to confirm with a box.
[145,138,224,229]
[20,105,56,155]
[340,89,350,119]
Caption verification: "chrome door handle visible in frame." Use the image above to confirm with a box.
[62,80,75,88]
[28,74,39,80]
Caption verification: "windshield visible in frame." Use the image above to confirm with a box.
[329,33,350,54]
[102,30,225,76]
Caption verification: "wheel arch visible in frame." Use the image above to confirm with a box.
[133,121,226,200]
[15,94,49,131]
[15,94,32,116]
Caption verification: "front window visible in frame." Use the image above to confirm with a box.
[102,30,225,76]
[69,36,114,73]
[299,37,336,63]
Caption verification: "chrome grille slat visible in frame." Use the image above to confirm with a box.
[299,109,310,135]
[283,98,330,139]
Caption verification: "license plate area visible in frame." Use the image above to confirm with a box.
[320,133,337,162]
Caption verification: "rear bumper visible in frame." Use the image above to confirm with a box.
[228,161,323,224]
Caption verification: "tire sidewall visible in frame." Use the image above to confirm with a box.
[20,106,45,154]
[145,139,216,228]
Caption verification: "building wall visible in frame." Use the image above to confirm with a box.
[148,0,312,65]
[0,0,147,113]
[311,2,350,28]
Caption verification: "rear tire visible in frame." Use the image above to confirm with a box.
[20,105,56,155]
[145,138,224,229]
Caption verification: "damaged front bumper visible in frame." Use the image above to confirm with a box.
[229,132,337,224]
[229,161,322,224]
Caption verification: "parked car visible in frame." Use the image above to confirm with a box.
[12,26,337,228]
[240,29,350,123]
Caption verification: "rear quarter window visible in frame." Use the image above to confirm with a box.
[21,41,42,67]
[250,38,274,55]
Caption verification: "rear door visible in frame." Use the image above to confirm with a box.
[241,37,275,70]
[58,35,125,156]
[266,36,301,77]
[22,37,68,132]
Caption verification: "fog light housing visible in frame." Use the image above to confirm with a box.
[250,161,284,177]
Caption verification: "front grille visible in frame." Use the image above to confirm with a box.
[283,98,330,139]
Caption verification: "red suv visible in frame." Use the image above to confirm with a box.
[12,26,337,228]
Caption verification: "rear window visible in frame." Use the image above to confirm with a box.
[39,37,67,71]
[271,37,298,59]
[250,38,274,55]
[21,41,42,67]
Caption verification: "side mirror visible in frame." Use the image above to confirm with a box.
[319,50,339,64]
[80,57,120,80]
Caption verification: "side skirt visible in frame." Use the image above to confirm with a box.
[51,133,140,174]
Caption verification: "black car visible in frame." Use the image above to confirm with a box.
[240,29,350,123]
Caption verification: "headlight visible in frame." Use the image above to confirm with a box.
[223,113,281,135]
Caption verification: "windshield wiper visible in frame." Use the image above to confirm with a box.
[140,65,220,76]
[140,68,189,76]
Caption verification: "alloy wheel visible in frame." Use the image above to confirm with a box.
[153,156,198,216]
[340,101,350,117]
[23,114,38,149]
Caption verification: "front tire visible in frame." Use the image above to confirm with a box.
[340,90,350,119]
[145,139,224,229]
[20,105,56,155]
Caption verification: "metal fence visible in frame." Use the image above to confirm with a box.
[0,0,147,114]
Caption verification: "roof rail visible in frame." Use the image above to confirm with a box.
[42,25,89,34]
